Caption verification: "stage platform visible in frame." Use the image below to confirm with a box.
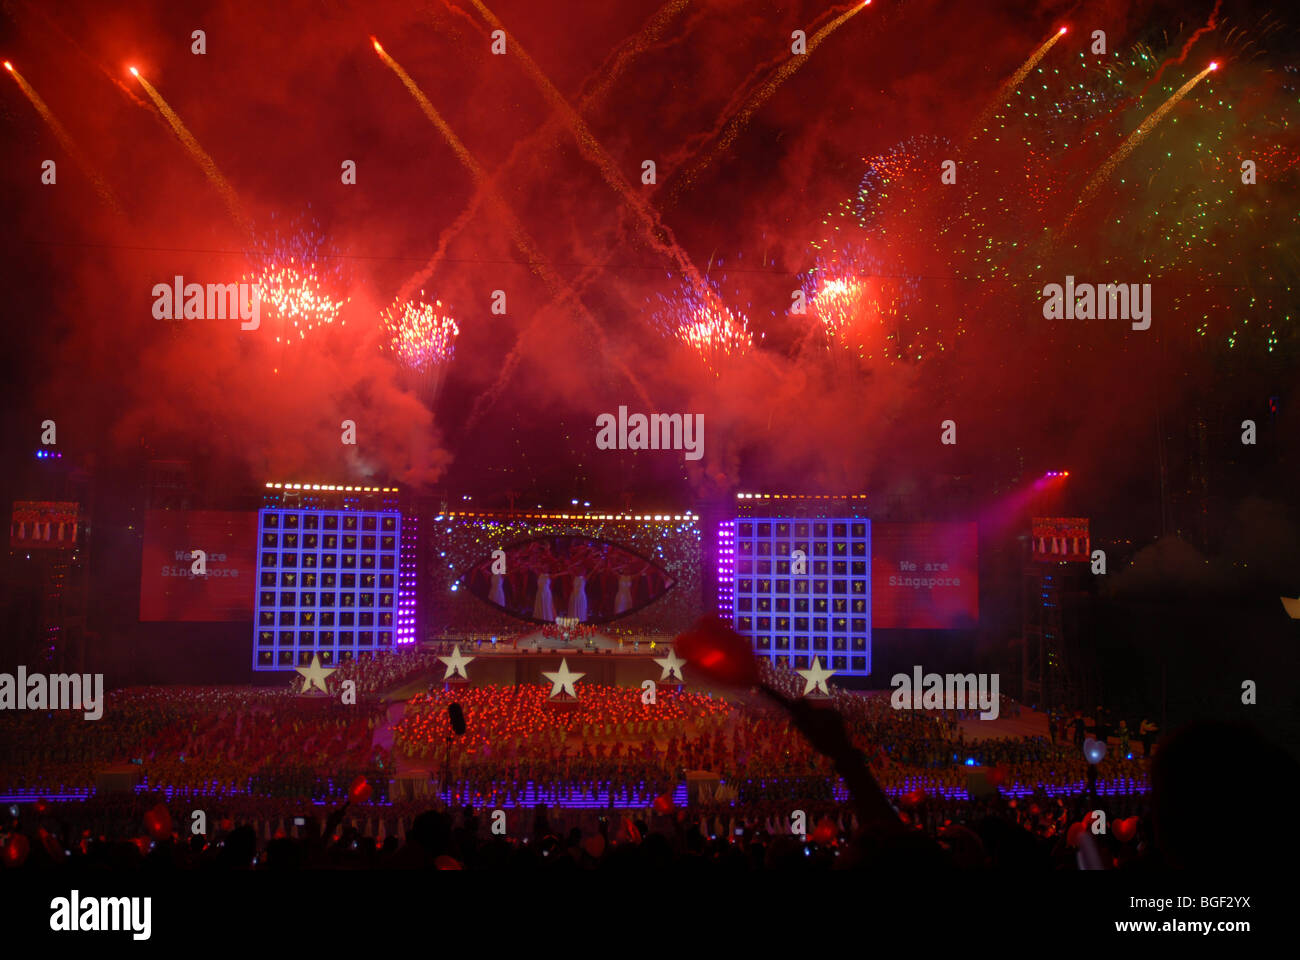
[424,631,673,654]
[397,648,687,692]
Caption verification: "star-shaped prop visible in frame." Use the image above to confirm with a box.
[653,649,687,682]
[542,658,585,699]
[438,644,475,680]
[796,657,836,697]
[296,654,336,694]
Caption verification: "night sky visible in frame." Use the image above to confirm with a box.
[1,0,1296,581]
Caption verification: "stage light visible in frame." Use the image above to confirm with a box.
[3,62,12,72]
[1209,61,1218,70]
[1059,26,1067,35]
[128,66,139,76]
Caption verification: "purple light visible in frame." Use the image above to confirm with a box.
[716,520,736,619]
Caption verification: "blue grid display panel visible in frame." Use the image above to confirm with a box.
[253,508,401,670]
[730,517,871,676]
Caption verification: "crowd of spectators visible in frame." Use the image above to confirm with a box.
[9,717,1286,872]
[1,687,392,799]
[6,652,1259,873]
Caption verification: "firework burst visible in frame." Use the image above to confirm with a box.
[242,217,348,345]
[382,292,460,373]
[652,280,754,369]
[801,30,1297,361]
[800,245,922,362]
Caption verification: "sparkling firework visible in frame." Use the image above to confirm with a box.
[383,292,460,373]
[653,280,755,369]
[801,246,920,361]
[804,32,1294,359]
[242,218,348,345]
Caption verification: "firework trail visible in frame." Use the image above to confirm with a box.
[396,197,484,303]
[4,62,124,215]
[462,0,711,294]
[398,0,689,303]
[970,26,1068,136]
[131,68,248,235]
[659,1,872,210]
[662,1,854,179]
[1067,62,1219,229]
[372,39,654,422]
[12,0,150,107]
[579,0,692,106]
[1086,3,1223,135]
[372,40,546,277]
[1145,0,1221,94]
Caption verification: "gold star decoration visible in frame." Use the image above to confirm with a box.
[295,654,336,694]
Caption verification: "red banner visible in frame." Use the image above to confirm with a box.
[1031,517,1090,562]
[10,501,80,549]
[140,510,257,621]
[872,522,978,629]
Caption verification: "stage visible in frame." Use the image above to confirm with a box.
[402,643,687,692]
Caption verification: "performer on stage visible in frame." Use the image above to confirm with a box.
[615,573,634,615]
[568,571,589,622]
[533,573,556,622]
